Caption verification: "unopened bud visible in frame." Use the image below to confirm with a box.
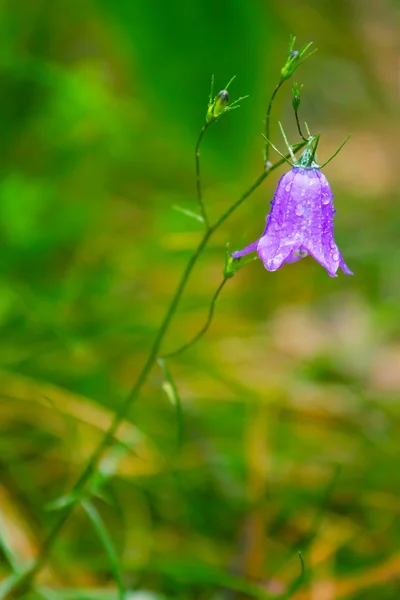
[217,90,229,104]
[280,36,315,82]
[207,89,230,122]
[214,90,229,113]
[205,75,248,123]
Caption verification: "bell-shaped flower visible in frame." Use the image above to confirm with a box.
[232,137,352,277]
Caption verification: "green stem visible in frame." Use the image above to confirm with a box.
[281,552,305,599]
[0,141,307,600]
[195,123,212,228]
[294,108,307,142]
[264,81,284,167]
[162,277,228,359]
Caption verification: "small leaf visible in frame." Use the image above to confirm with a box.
[45,494,79,512]
[82,501,126,600]
[157,359,183,450]
[0,518,21,573]
[162,381,177,406]
[172,205,204,223]
[89,433,142,498]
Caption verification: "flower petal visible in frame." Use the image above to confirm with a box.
[231,238,260,258]
[303,244,339,277]
[257,236,300,271]
[340,256,353,275]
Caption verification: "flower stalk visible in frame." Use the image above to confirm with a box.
[292,82,307,142]
[264,35,315,168]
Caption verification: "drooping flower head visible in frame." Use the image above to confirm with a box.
[232,136,352,277]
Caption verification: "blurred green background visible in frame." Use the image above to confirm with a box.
[0,0,399,598]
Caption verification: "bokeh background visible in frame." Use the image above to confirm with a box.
[0,0,399,598]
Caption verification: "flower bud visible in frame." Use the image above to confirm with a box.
[280,35,315,82]
[214,90,229,113]
[206,89,230,122]
[216,90,229,104]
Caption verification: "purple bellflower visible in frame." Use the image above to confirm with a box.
[232,136,352,277]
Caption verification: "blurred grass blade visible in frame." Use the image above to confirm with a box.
[82,501,126,600]
[35,587,63,600]
[89,441,135,499]
[35,590,165,600]
[157,358,183,450]
[45,493,79,512]
[172,204,204,223]
[0,573,20,598]
[0,516,21,573]
[281,551,305,599]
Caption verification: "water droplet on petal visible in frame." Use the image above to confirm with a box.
[285,184,291,192]
[332,252,339,261]
[321,193,331,205]
[295,204,304,216]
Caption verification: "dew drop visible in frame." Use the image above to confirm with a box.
[295,204,304,216]
[332,252,339,261]
[285,184,291,192]
[321,193,331,205]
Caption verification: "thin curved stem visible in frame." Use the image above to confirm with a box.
[195,123,211,228]
[162,277,228,359]
[264,81,284,167]
[0,141,307,600]
[294,108,307,142]
[281,552,305,599]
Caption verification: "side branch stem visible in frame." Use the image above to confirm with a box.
[195,123,211,228]
[294,109,307,142]
[264,81,284,166]
[162,277,228,359]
